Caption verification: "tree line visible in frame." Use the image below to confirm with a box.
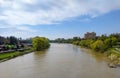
[0,36,32,45]
[0,36,50,51]
[0,36,32,51]
[51,33,120,52]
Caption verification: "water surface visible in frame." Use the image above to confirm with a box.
[0,43,120,78]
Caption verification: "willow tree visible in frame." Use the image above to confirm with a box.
[32,36,50,51]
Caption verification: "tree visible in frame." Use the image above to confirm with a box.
[0,36,5,45]
[9,36,18,45]
[98,34,107,40]
[32,37,50,51]
[104,37,117,48]
[73,37,81,41]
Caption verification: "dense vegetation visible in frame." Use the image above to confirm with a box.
[0,36,32,45]
[73,34,120,52]
[50,37,81,43]
[32,36,50,51]
[0,36,50,62]
[0,36,33,61]
[51,33,120,52]
[0,36,32,51]
[0,35,50,52]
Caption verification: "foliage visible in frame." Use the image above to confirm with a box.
[72,33,120,52]
[50,33,120,52]
[79,39,94,48]
[0,36,5,45]
[0,36,32,45]
[73,37,81,41]
[90,40,107,52]
[98,34,107,40]
[9,36,18,45]
[50,37,80,43]
[32,37,50,51]
[104,37,117,48]
[73,41,80,45]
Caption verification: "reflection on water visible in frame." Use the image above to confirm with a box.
[0,43,120,78]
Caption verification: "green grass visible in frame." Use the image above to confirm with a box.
[0,52,20,60]
[0,48,34,61]
[111,49,120,57]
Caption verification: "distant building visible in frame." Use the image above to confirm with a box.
[84,32,96,39]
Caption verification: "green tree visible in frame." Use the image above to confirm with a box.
[104,37,117,48]
[73,37,81,41]
[0,36,5,45]
[98,34,107,40]
[9,36,18,45]
[32,37,50,51]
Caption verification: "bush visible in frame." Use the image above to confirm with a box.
[73,41,80,45]
[90,40,107,52]
[104,37,117,48]
[79,39,94,48]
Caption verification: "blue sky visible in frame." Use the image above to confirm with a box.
[0,0,120,39]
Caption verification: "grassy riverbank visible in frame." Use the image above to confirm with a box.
[105,49,120,65]
[0,48,34,62]
[0,36,50,63]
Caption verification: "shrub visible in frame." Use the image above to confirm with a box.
[90,40,107,52]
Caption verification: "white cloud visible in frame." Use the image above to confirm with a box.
[0,0,120,25]
[0,0,120,38]
[0,27,37,38]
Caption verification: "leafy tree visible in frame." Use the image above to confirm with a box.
[98,34,107,40]
[5,37,10,44]
[73,37,81,41]
[32,37,50,51]
[0,36,5,45]
[9,36,18,45]
[104,37,117,48]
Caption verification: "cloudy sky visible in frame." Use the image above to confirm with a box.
[0,0,120,39]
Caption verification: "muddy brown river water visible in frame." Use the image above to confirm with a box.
[0,43,120,78]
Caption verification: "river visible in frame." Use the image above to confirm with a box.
[0,43,120,78]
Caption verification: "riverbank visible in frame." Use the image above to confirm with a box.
[0,48,34,63]
[105,49,120,67]
[79,45,120,68]
[72,37,120,68]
